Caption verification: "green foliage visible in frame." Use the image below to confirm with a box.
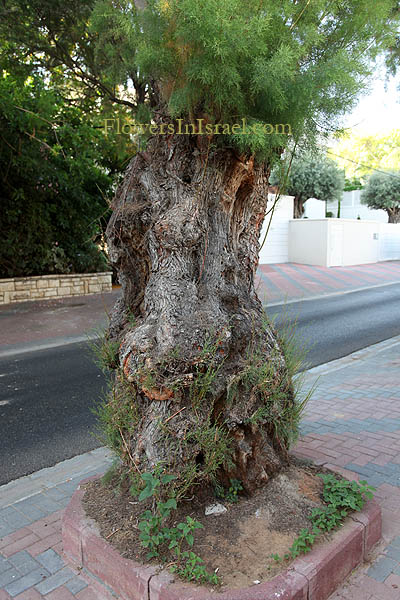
[332,130,400,183]
[344,176,363,191]
[272,151,345,205]
[136,471,219,585]
[285,528,319,559]
[273,474,375,562]
[384,4,400,76]
[215,479,243,504]
[0,72,134,277]
[318,474,375,515]
[361,170,400,221]
[88,329,120,372]
[226,315,312,451]
[93,372,139,455]
[91,0,397,159]
[214,479,240,503]
[1,0,398,162]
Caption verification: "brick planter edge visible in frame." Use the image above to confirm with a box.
[62,466,381,600]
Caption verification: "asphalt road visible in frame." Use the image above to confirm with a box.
[1,282,400,485]
[267,282,400,369]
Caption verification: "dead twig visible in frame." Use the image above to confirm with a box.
[164,406,186,424]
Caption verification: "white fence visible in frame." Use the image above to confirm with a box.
[258,195,294,264]
[379,224,400,261]
[327,190,387,222]
[287,219,400,267]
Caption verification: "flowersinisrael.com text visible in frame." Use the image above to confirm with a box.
[103,118,292,136]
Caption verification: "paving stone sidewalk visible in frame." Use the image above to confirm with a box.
[296,335,400,599]
[0,337,400,599]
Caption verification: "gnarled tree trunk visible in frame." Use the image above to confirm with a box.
[388,207,400,224]
[106,125,294,495]
[293,195,305,219]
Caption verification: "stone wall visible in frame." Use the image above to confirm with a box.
[0,272,112,305]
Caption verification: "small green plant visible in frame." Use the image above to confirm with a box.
[284,528,319,559]
[137,471,219,585]
[88,327,120,371]
[126,309,137,327]
[93,375,139,455]
[317,474,375,519]
[271,553,282,563]
[273,475,375,562]
[215,479,243,503]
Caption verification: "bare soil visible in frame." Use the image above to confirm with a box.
[82,459,330,590]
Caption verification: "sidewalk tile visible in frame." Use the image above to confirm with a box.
[2,534,40,558]
[0,567,20,587]
[64,576,88,595]
[35,566,76,595]
[8,551,40,576]
[36,549,65,574]
[26,533,62,557]
[45,586,75,600]
[5,567,49,597]
[13,589,42,600]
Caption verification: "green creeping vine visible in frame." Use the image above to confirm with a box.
[137,471,219,585]
[272,474,375,562]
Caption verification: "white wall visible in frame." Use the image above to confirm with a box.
[379,224,400,261]
[288,220,328,266]
[341,220,380,266]
[288,218,400,267]
[327,190,388,222]
[303,198,326,219]
[258,194,294,264]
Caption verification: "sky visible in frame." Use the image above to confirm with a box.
[343,62,400,135]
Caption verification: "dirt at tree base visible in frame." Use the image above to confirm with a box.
[82,459,330,590]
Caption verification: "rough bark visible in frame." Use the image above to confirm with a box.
[387,207,400,224]
[293,195,305,219]
[106,124,294,495]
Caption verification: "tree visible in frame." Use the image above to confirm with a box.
[94,0,398,496]
[0,0,148,111]
[330,130,400,184]
[361,171,400,223]
[272,153,344,218]
[5,0,397,494]
[0,72,134,277]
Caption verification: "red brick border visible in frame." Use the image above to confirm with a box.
[62,470,382,600]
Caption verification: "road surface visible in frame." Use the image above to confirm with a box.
[1,282,399,484]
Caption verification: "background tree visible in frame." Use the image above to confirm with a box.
[0,0,149,111]
[0,0,137,278]
[361,171,400,223]
[330,129,400,186]
[272,153,345,218]
[0,72,135,277]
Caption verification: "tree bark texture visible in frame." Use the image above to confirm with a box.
[387,208,400,224]
[106,128,294,495]
[293,195,305,219]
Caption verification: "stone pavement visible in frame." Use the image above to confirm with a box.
[1,261,399,358]
[0,290,120,357]
[257,260,400,305]
[0,448,115,600]
[0,338,400,598]
[295,335,400,599]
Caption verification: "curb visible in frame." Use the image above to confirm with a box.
[303,333,400,378]
[263,279,400,308]
[62,467,382,600]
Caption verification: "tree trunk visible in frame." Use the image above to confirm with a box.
[388,208,400,224]
[293,195,304,219]
[106,127,294,495]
